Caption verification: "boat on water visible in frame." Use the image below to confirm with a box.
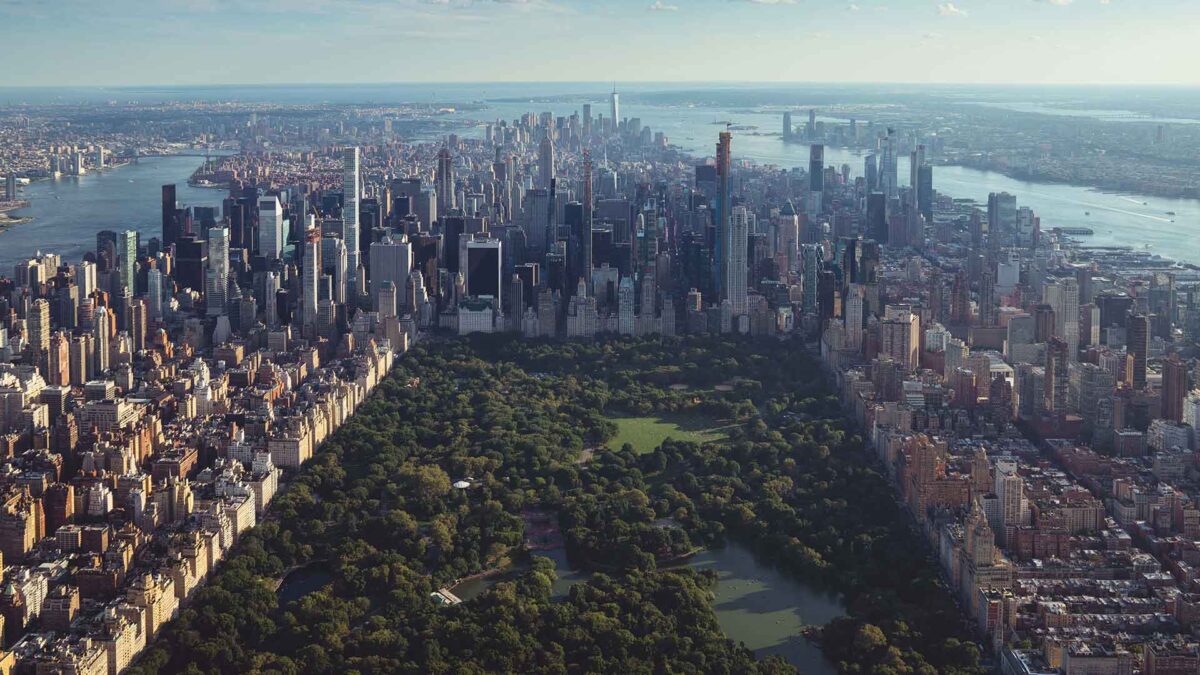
[1167,211,1177,216]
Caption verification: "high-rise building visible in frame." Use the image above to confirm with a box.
[1128,313,1150,390]
[867,192,887,244]
[464,239,502,307]
[161,185,180,248]
[724,205,749,316]
[1043,277,1079,357]
[880,128,898,199]
[714,131,732,298]
[28,299,51,358]
[987,192,1018,249]
[917,164,933,222]
[258,196,283,261]
[118,230,138,296]
[782,111,793,140]
[809,144,824,194]
[1044,337,1070,414]
[205,226,229,316]
[610,86,620,130]
[369,236,412,313]
[5,173,16,201]
[436,148,455,214]
[1163,353,1187,422]
[881,305,920,371]
[342,147,361,285]
[538,137,555,190]
[302,229,321,333]
[581,153,594,292]
[147,268,163,319]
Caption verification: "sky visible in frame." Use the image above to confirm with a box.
[2,0,1199,87]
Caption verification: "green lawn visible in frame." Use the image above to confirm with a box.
[605,416,723,454]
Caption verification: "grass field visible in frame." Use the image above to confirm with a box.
[605,416,724,454]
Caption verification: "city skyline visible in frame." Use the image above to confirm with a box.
[2,0,1197,87]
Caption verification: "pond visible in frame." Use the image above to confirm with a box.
[276,564,333,605]
[449,547,588,602]
[689,544,844,674]
[450,542,844,673]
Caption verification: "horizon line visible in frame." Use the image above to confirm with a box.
[3,79,1200,91]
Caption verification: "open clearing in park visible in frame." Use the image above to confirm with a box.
[605,415,724,454]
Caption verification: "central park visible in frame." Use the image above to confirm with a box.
[128,335,985,675]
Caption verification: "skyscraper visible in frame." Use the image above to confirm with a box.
[436,148,455,214]
[538,137,555,190]
[118,230,138,296]
[369,236,412,313]
[1163,353,1187,422]
[725,205,749,316]
[880,128,898,199]
[465,239,502,307]
[809,144,824,194]
[782,111,793,140]
[987,192,1018,249]
[206,226,229,316]
[881,305,920,371]
[342,147,361,288]
[258,196,283,261]
[28,299,51,356]
[1044,337,1070,414]
[610,86,620,131]
[161,184,180,248]
[714,131,732,298]
[302,229,321,333]
[581,152,594,293]
[1128,313,1149,390]
[1044,277,1079,360]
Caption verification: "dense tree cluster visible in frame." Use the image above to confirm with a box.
[129,335,982,675]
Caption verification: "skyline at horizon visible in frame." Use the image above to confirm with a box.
[3,0,1197,88]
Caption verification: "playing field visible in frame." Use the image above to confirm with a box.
[605,416,723,454]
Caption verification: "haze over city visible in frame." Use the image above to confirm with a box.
[3,0,1198,86]
[7,1,1200,674]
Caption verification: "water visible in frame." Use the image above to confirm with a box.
[689,544,843,674]
[7,84,1200,267]
[451,542,844,673]
[4,155,225,270]
[449,91,1200,265]
[276,564,333,605]
[449,547,588,602]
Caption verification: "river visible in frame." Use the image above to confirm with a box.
[458,95,1200,265]
[3,155,225,270]
[6,86,1199,270]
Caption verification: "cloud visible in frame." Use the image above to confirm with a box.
[937,2,967,16]
[1034,0,1073,4]
[732,0,797,5]
[648,0,678,9]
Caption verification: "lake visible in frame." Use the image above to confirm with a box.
[451,542,844,674]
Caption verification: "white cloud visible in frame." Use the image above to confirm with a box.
[937,2,967,17]
[733,0,797,5]
[648,0,678,9]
